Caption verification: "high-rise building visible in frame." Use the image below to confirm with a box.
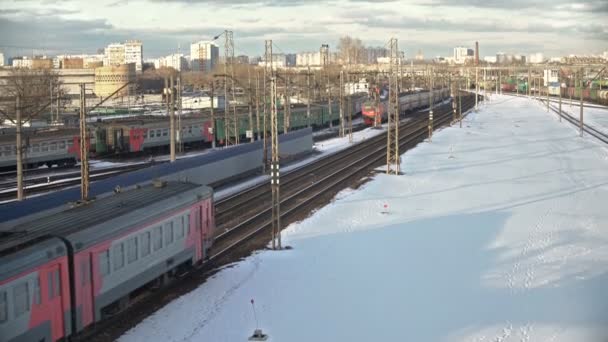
[154,53,188,71]
[296,51,322,66]
[236,55,249,65]
[104,43,126,66]
[124,40,143,72]
[190,41,219,72]
[528,53,545,64]
[496,52,507,64]
[415,50,424,61]
[0,52,4,67]
[286,54,296,67]
[453,47,471,64]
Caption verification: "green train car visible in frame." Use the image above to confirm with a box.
[213,98,362,141]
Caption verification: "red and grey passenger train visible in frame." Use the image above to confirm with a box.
[0,181,215,342]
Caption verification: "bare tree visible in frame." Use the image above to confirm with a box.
[0,68,62,200]
[338,36,365,65]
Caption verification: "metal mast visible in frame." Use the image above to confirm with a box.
[224,30,237,145]
[386,38,400,174]
[321,44,332,128]
[339,70,344,137]
[263,40,273,170]
[270,75,281,250]
[79,84,90,201]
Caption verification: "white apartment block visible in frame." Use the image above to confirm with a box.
[154,53,188,71]
[190,41,219,72]
[104,43,126,66]
[296,51,322,66]
[0,52,4,67]
[124,40,143,72]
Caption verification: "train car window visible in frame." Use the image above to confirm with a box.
[186,214,191,234]
[162,129,168,137]
[113,243,125,271]
[188,126,192,134]
[164,222,174,245]
[153,226,163,251]
[150,130,155,138]
[34,277,41,305]
[177,218,185,238]
[141,231,151,257]
[127,237,138,264]
[156,129,161,137]
[99,250,110,276]
[59,141,66,149]
[50,142,57,151]
[0,291,7,323]
[41,143,48,152]
[13,282,30,317]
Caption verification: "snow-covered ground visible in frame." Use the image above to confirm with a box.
[559,102,608,136]
[120,94,608,342]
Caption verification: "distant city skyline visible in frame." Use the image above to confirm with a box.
[0,0,607,59]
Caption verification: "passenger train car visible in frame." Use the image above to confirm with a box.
[361,89,450,126]
[0,128,81,171]
[0,181,214,342]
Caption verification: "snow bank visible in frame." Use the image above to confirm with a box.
[119,94,608,342]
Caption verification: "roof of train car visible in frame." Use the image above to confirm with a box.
[0,127,80,144]
[0,181,210,255]
[0,127,311,223]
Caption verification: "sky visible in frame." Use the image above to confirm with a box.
[0,0,607,60]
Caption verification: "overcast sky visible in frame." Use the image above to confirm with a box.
[0,0,607,59]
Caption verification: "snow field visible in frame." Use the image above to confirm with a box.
[119,94,608,342]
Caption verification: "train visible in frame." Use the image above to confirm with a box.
[0,96,368,169]
[0,180,214,342]
[361,89,450,126]
[0,128,81,170]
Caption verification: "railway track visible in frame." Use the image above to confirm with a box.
[0,162,158,202]
[540,99,608,144]
[501,92,608,144]
[83,94,478,342]
[210,96,476,262]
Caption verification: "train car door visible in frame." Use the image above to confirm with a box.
[79,254,95,330]
[43,264,65,341]
[113,128,124,152]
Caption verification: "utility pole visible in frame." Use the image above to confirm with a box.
[16,95,23,201]
[580,72,584,137]
[546,77,550,112]
[224,30,237,145]
[270,76,281,250]
[475,66,479,110]
[248,66,254,142]
[429,67,433,141]
[255,71,261,140]
[528,67,531,97]
[263,40,273,171]
[374,72,380,128]
[307,66,311,127]
[347,72,353,143]
[284,71,291,133]
[210,82,216,148]
[168,76,176,162]
[558,75,562,123]
[339,69,344,137]
[177,74,183,153]
[450,74,456,124]
[386,37,400,174]
[79,84,90,201]
[458,79,463,128]
[321,44,332,128]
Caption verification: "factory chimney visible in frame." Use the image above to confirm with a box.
[475,41,479,65]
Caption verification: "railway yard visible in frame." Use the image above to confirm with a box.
[0,9,607,339]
